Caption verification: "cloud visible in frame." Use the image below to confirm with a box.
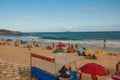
[64,26,79,31]
[23,16,30,19]
[55,13,62,18]
[64,26,72,31]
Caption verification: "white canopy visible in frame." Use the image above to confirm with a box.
[33,53,83,74]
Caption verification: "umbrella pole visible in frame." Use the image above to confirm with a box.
[78,73,82,80]
[91,75,98,80]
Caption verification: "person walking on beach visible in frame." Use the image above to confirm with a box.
[52,43,55,48]
[103,39,106,49]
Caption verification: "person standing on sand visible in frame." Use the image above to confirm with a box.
[52,43,55,48]
[103,39,106,49]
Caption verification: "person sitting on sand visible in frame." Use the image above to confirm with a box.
[58,66,71,78]
[59,66,68,74]
[46,46,52,50]
[35,43,39,47]
[77,50,81,56]
[15,42,19,46]
[82,51,86,56]
[86,54,92,59]
[92,54,97,59]
[67,48,70,53]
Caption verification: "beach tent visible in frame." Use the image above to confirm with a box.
[31,53,83,74]
[31,53,83,80]
[79,63,109,80]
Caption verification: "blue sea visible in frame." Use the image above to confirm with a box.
[0,31,120,52]
[0,31,120,41]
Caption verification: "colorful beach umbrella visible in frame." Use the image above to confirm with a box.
[57,43,66,47]
[52,49,64,53]
[82,47,86,50]
[21,41,28,44]
[112,70,120,80]
[78,48,85,51]
[57,42,66,49]
[79,63,109,80]
[96,50,105,55]
[86,49,96,54]
[6,39,12,41]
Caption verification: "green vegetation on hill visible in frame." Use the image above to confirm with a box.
[0,29,22,34]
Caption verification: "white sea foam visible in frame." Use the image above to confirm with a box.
[0,35,120,52]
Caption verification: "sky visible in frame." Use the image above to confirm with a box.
[0,0,120,32]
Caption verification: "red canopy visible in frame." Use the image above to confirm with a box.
[80,63,109,76]
[112,70,120,80]
[57,43,66,47]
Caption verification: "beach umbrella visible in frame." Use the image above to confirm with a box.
[112,70,120,80]
[57,43,66,49]
[86,49,96,54]
[79,63,109,80]
[82,47,86,50]
[96,50,105,55]
[6,39,12,41]
[57,43,66,47]
[78,48,85,52]
[21,41,28,44]
[52,49,64,53]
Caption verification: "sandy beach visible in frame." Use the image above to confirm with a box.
[0,40,120,80]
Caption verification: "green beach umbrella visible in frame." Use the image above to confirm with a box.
[52,49,64,53]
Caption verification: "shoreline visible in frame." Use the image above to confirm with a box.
[0,35,120,52]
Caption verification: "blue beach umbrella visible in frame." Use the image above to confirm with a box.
[82,47,86,50]
[78,48,85,52]
[6,39,12,41]
[21,41,28,44]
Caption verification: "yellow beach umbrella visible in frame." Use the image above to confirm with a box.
[85,49,96,54]
[96,50,105,55]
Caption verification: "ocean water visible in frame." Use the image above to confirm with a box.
[0,31,120,52]
[24,31,120,41]
[1,31,120,40]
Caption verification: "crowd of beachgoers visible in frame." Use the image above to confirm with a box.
[0,38,120,80]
